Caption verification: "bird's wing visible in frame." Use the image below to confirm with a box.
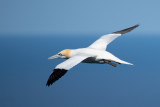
[46,55,88,86]
[88,25,139,51]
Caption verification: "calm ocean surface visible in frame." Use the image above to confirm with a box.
[1,34,160,107]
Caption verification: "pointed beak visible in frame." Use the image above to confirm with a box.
[48,54,59,60]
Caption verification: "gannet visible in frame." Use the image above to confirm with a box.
[46,25,139,86]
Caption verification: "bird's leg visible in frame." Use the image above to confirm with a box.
[105,60,117,67]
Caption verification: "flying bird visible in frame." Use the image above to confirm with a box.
[46,24,139,86]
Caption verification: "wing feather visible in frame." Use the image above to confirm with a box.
[46,55,88,86]
[88,25,139,50]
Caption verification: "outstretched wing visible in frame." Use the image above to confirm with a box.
[46,55,88,86]
[88,25,139,50]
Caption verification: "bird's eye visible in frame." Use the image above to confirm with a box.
[58,53,62,56]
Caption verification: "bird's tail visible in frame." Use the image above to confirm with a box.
[118,59,133,65]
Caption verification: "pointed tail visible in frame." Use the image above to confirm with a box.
[118,60,133,65]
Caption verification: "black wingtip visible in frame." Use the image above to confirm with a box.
[113,24,139,34]
[46,69,68,87]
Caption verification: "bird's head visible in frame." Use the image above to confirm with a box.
[48,49,72,60]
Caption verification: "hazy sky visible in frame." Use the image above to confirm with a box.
[1,0,160,35]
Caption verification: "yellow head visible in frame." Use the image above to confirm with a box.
[59,49,72,58]
[48,49,72,59]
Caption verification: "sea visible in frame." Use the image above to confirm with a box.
[0,34,160,107]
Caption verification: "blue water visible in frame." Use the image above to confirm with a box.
[1,35,160,107]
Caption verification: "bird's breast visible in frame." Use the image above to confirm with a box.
[72,48,109,64]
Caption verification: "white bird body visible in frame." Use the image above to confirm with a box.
[70,48,132,65]
[46,25,139,86]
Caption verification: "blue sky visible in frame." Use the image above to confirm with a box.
[1,0,160,35]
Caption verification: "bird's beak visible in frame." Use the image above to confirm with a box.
[48,54,59,60]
